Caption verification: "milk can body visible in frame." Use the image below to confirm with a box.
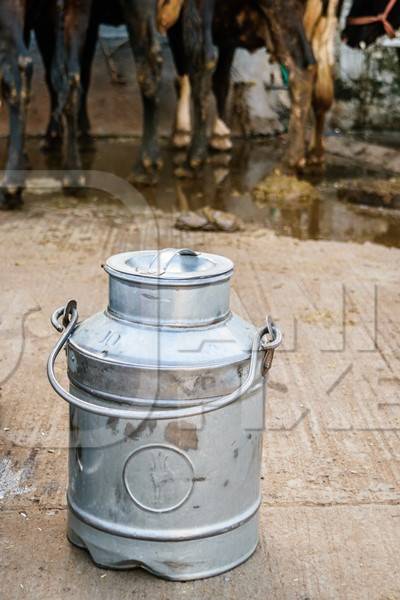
[47,248,281,580]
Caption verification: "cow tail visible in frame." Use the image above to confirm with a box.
[182,0,203,72]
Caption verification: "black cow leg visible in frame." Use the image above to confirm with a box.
[78,20,98,153]
[41,88,63,154]
[35,7,63,153]
[42,113,63,153]
[129,78,163,186]
[210,45,235,152]
[136,93,163,185]
[186,70,210,170]
[179,0,216,176]
[134,61,163,184]
[0,56,33,209]
[202,0,217,74]
[123,3,163,185]
[61,2,93,192]
[78,94,95,152]
[62,73,86,191]
[168,19,192,150]
[0,102,26,209]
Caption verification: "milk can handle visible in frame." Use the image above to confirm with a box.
[47,301,282,420]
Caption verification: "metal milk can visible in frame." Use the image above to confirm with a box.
[47,248,281,580]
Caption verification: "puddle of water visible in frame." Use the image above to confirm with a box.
[351,130,400,151]
[2,137,399,248]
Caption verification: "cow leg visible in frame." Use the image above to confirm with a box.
[0,54,33,209]
[210,45,234,152]
[257,1,316,170]
[172,75,192,150]
[168,22,192,149]
[78,19,99,151]
[122,0,163,185]
[201,0,217,81]
[184,70,210,171]
[305,1,338,166]
[35,5,63,152]
[286,61,315,170]
[173,75,192,148]
[63,75,84,188]
[61,1,92,189]
[308,62,333,166]
[185,0,217,171]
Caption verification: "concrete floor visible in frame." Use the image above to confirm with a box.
[0,189,399,599]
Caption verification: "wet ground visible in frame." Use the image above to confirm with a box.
[1,36,400,599]
[1,167,400,599]
[2,136,399,249]
[353,130,400,151]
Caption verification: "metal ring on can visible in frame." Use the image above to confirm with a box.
[47,301,282,420]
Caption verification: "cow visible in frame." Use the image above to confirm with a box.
[0,0,214,208]
[0,0,46,207]
[342,0,400,48]
[0,0,95,207]
[53,0,216,186]
[51,1,125,189]
[164,0,343,170]
[158,0,217,174]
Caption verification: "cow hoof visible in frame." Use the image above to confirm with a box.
[128,164,159,186]
[63,172,87,196]
[174,148,205,178]
[306,152,325,170]
[142,156,163,172]
[188,150,206,171]
[174,164,196,179]
[128,171,159,186]
[187,138,208,172]
[272,163,296,177]
[0,188,23,210]
[280,159,306,175]
[189,157,202,170]
[172,130,191,149]
[174,167,195,179]
[173,151,187,167]
[209,135,233,152]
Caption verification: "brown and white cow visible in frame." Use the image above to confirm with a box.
[162,0,343,170]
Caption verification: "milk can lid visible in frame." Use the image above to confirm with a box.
[105,248,234,284]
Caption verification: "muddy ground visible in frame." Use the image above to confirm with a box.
[0,136,399,600]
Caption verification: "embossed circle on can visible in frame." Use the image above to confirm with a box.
[123,443,195,513]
